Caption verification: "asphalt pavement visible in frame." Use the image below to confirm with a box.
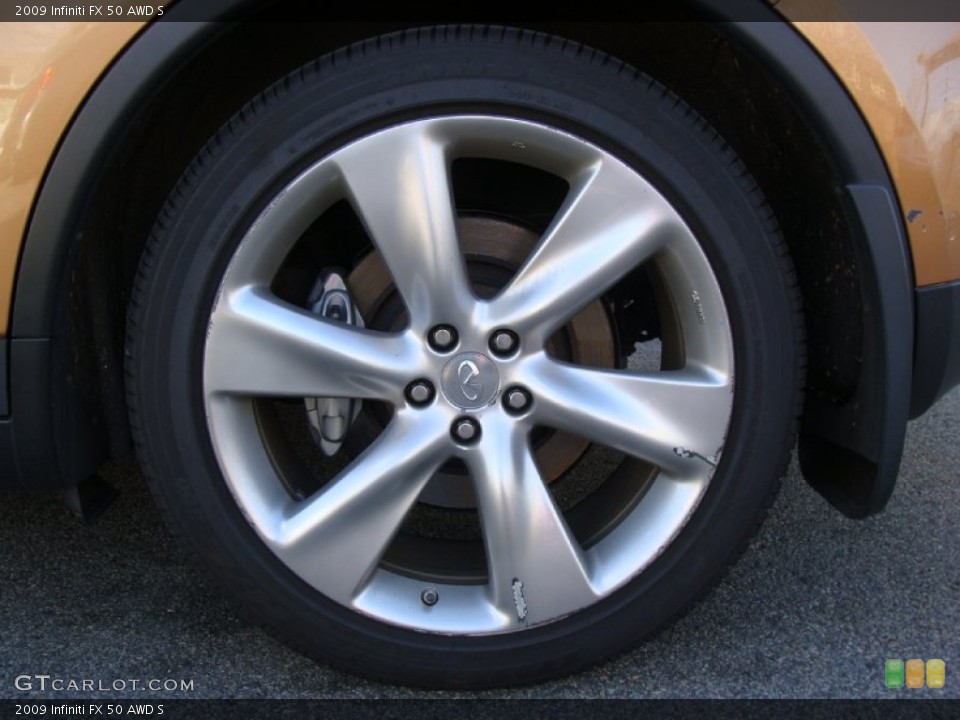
[1,389,958,700]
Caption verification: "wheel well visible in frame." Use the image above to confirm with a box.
[68,19,870,484]
[546,22,864,409]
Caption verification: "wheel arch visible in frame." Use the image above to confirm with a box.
[3,6,913,517]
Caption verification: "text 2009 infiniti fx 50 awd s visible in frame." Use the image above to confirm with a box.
[1,2,958,688]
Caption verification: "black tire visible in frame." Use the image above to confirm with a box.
[127,26,803,689]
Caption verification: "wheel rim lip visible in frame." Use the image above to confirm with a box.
[202,114,735,635]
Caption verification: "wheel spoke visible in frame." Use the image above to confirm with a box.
[522,355,733,477]
[487,157,679,343]
[205,285,419,401]
[271,411,450,604]
[465,414,598,624]
[335,123,474,331]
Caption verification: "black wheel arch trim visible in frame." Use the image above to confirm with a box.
[0,7,919,517]
[724,20,915,517]
[911,279,960,419]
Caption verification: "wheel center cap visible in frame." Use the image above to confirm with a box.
[441,352,500,410]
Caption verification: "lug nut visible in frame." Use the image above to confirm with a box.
[428,325,458,352]
[489,329,519,356]
[504,386,532,414]
[421,587,439,606]
[405,379,435,406]
[451,417,481,444]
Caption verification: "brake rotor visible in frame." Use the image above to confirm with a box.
[347,215,617,508]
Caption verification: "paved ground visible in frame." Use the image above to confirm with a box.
[1,389,957,700]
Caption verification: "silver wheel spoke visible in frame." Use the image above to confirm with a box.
[488,158,677,343]
[523,355,733,477]
[335,123,474,331]
[206,285,418,401]
[272,411,450,604]
[466,415,598,624]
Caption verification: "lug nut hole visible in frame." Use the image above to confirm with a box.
[489,329,519,356]
[428,325,458,352]
[503,386,532,415]
[451,416,481,444]
[405,379,435,406]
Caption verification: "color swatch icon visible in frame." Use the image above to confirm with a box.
[906,659,925,688]
[927,659,946,689]
[885,659,904,688]
[886,658,945,688]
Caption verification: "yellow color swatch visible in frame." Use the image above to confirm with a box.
[905,659,925,688]
[926,659,945,689]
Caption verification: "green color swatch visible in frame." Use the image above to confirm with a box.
[886,659,905,688]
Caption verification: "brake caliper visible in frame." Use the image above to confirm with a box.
[304,271,363,457]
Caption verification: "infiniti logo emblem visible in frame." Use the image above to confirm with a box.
[441,352,499,409]
[458,360,483,401]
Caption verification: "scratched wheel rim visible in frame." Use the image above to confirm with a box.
[202,116,735,634]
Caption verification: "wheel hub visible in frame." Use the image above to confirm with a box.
[346,215,616,508]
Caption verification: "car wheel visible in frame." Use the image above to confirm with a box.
[127,26,802,688]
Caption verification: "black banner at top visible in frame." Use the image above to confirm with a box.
[1,0,959,23]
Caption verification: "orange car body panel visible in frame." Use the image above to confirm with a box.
[0,16,958,337]
[0,22,145,336]
[782,9,960,287]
